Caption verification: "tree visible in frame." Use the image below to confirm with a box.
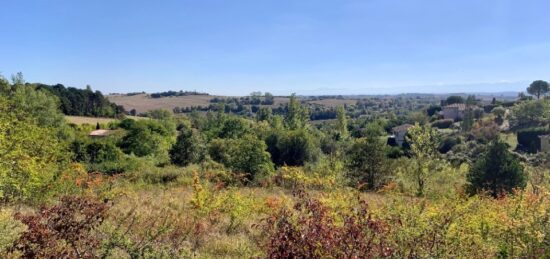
[147,109,172,120]
[285,94,308,130]
[266,129,319,166]
[263,92,274,105]
[406,123,440,196]
[509,99,549,129]
[347,134,388,190]
[256,107,272,122]
[10,85,64,128]
[336,106,348,139]
[170,126,205,166]
[467,139,526,197]
[209,135,274,181]
[445,96,464,105]
[0,94,68,202]
[526,80,549,99]
[119,120,176,163]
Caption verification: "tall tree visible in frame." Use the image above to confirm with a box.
[406,123,440,196]
[336,106,348,139]
[347,128,388,190]
[526,80,549,99]
[285,94,308,130]
[467,139,526,197]
[170,126,205,166]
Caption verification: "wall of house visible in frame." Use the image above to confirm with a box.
[541,137,550,152]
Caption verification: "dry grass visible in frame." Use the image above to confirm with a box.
[65,115,146,125]
[107,94,219,114]
[108,94,360,113]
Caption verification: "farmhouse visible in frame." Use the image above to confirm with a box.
[89,129,114,138]
[442,103,466,121]
[539,134,550,152]
[392,124,413,147]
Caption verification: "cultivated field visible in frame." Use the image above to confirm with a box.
[107,93,364,113]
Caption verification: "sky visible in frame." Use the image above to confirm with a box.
[1,0,550,96]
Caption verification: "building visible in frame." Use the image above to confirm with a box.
[89,129,113,138]
[539,135,550,152]
[392,124,413,147]
[442,103,466,121]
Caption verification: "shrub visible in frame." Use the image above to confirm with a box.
[0,209,26,255]
[259,191,393,258]
[12,196,108,258]
[431,119,454,129]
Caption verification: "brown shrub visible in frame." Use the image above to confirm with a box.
[13,196,108,258]
[259,191,393,258]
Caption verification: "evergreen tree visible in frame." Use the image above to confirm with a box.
[467,139,526,197]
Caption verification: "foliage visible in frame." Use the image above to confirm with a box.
[0,209,26,255]
[12,196,108,258]
[266,128,319,166]
[467,139,526,197]
[431,119,454,129]
[526,80,549,99]
[170,126,206,166]
[509,99,549,129]
[0,94,69,202]
[260,191,393,258]
[336,106,348,139]
[445,95,464,105]
[285,94,309,130]
[347,136,389,190]
[36,83,125,118]
[406,123,441,196]
[119,119,176,164]
[209,135,274,182]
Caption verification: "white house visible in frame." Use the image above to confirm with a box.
[442,103,466,121]
[392,124,413,147]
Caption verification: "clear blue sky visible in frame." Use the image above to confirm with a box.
[1,0,549,95]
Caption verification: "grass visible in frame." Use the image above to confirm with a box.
[65,115,147,125]
[107,93,363,114]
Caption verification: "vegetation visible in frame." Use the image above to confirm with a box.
[1,73,549,258]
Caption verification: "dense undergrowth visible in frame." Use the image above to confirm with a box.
[1,164,548,258]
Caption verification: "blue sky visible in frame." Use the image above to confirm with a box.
[1,0,549,95]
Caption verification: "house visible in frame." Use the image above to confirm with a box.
[539,135,550,152]
[89,129,113,138]
[442,103,466,121]
[391,124,413,147]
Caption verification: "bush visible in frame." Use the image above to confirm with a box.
[260,191,393,258]
[431,119,454,129]
[0,209,26,255]
[439,136,460,154]
[12,196,108,258]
